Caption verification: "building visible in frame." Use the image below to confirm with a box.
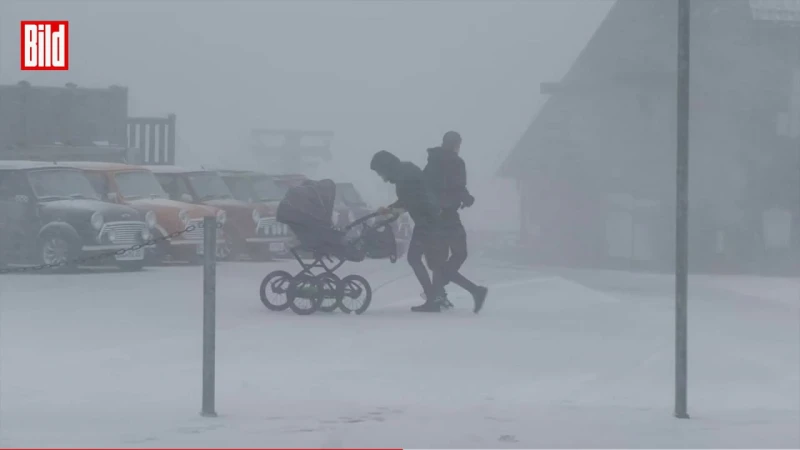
[500,0,800,274]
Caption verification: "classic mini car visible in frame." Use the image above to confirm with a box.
[148,166,264,261]
[268,173,308,192]
[217,169,293,257]
[332,182,371,226]
[0,161,151,272]
[59,161,225,264]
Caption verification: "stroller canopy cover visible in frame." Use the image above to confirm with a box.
[276,178,336,228]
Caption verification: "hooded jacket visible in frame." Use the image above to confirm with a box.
[371,150,440,227]
[423,147,472,212]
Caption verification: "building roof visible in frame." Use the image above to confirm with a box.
[0,160,83,171]
[499,0,799,179]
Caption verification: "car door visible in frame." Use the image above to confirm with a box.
[0,171,37,263]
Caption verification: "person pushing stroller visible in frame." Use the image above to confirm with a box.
[370,150,485,313]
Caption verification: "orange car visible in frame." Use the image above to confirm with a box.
[217,170,295,257]
[59,161,225,264]
[147,165,271,261]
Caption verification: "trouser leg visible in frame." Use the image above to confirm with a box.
[439,215,479,295]
[426,231,449,299]
[407,226,434,297]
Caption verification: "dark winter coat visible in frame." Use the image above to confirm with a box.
[423,147,474,212]
[370,150,440,228]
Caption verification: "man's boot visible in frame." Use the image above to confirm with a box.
[411,292,441,312]
[472,286,488,313]
[420,292,453,309]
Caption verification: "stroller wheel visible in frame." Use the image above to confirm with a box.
[287,273,323,315]
[315,273,344,313]
[338,274,372,315]
[259,270,293,311]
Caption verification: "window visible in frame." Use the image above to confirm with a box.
[156,174,193,201]
[84,172,109,196]
[0,171,29,200]
[114,171,167,199]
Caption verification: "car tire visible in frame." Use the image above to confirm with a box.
[38,232,79,273]
[116,260,145,272]
[218,232,244,262]
[248,246,274,261]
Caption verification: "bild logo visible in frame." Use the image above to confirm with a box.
[20,21,69,70]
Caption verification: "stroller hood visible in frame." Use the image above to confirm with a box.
[276,178,336,228]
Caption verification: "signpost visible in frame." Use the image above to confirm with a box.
[201,216,218,418]
[674,0,691,420]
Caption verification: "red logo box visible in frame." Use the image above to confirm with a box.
[20,20,69,70]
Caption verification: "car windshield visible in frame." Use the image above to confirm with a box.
[187,172,233,201]
[27,169,100,201]
[251,176,286,201]
[223,177,255,202]
[114,170,168,200]
[336,183,366,206]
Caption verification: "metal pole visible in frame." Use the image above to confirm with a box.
[675,0,691,420]
[201,216,217,418]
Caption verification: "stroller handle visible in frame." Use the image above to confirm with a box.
[344,211,399,231]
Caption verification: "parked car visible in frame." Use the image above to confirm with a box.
[269,173,308,191]
[217,169,294,258]
[332,182,371,227]
[60,161,225,264]
[0,161,151,272]
[148,166,265,261]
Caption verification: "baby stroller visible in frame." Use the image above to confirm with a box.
[259,179,399,315]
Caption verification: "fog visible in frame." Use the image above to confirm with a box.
[0,0,613,232]
[1,0,797,274]
[1,1,799,447]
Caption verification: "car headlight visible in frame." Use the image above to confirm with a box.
[107,228,117,243]
[216,210,227,225]
[252,209,260,223]
[141,227,152,241]
[91,212,104,230]
[178,209,190,225]
[145,210,157,228]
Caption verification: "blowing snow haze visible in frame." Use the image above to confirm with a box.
[0,0,612,231]
[1,0,799,448]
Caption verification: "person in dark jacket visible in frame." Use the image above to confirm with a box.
[370,150,446,312]
[422,131,487,313]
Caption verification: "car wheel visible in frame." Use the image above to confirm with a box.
[217,231,244,262]
[38,233,78,273]
[248,246,274,261]
[216,240,232,260]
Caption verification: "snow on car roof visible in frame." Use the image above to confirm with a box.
[144,165,207,174]
[0,160,84,171]
[55,161,147,172]
[216,169,265,177]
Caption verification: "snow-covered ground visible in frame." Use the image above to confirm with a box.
[0,258,797,448]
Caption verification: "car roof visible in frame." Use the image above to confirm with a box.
[145,165,206,174]
[55,161,147,172]
[0,160,84,171]
[216,169,263,177]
